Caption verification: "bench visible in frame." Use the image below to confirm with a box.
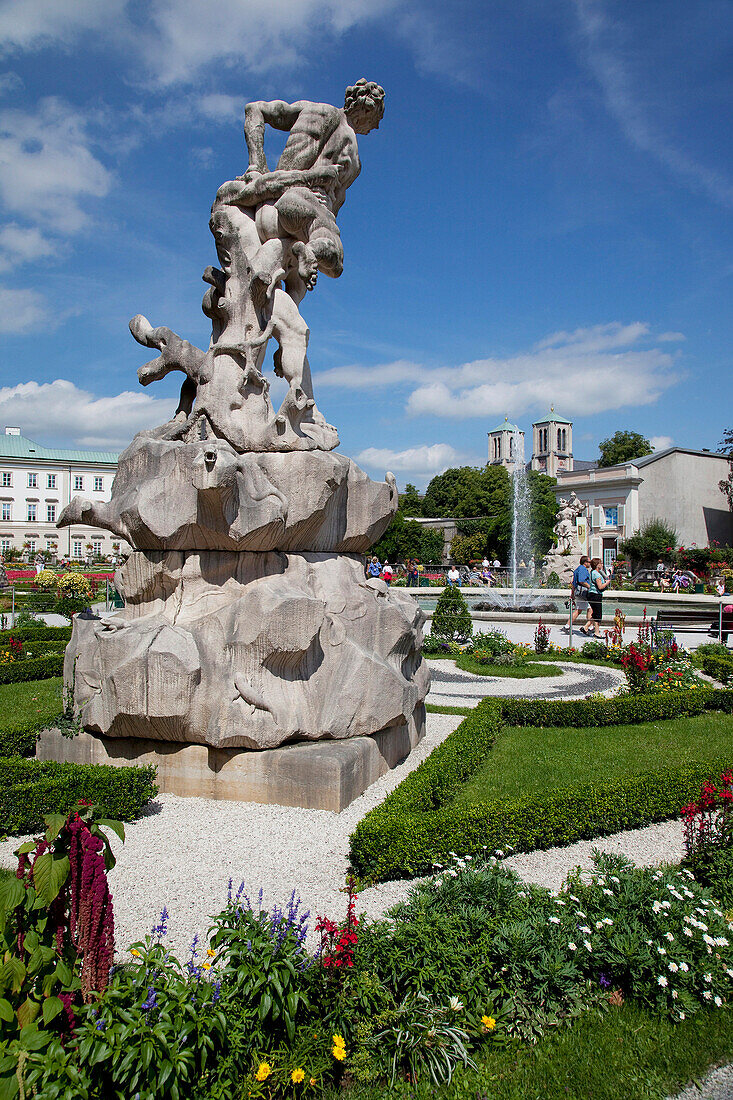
[654,607,733,641]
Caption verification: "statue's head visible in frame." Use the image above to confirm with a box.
[344,78,385,134]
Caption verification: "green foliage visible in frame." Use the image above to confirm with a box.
[421,636,463,655]
[0,627,71,645]
[449,532,486,565]
[545,570,561,587]
[698,653,733,684]
[0,805,121,1100]
[431,585,473,643]
[0,653,64,685]
[399,483,422,517]
[0,758,158,835]
[0,678,63,758]
[371,513,442,564]
[349,691,733,882]
[620,517,678,566]
[597,430,653,468]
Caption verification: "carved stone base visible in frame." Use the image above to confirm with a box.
[542,550,583,585]
[66,550,429,752]
[36,707,425,811]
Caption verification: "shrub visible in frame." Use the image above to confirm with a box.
[0,758,158,834]
[0,626,71,644]
[467,630,513,659]
[498,687,733,729]
[0,652,64,685]
[699,654,733,685]
[534,618,550,653]
[421,636,462,656]
[431,585,473,643]
[34,568,57,591]
[545,570,561,588]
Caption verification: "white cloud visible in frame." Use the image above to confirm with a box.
[0,98,113,234]
[0,287,50,333]
[0,380,177,448]
[572,0,733,209]
[0,223,56,271]
[650,435,673,452]
[317,323,682,420]
[0,0,126,53]
[355,443,465,476]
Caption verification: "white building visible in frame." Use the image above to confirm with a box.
[555,447,733,568]
[487,418,525,470]
[0,427,127,560]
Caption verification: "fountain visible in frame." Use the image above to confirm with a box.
[509,427,533,603]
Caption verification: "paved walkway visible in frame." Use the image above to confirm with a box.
[427,657,624,705]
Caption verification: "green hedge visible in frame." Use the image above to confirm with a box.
[699,655,733,685]
[0,758,158,835]
[5,639,68,657]
[349,689,733,882]
[0,653,64,685]
[0,626,71,644]
[497,687,733,728]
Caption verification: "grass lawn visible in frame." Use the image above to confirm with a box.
[0,677,63,732]
[456,712,733,807]
[454,655,563,678]
[330,1002,733,1100]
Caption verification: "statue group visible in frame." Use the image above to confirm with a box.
[50,82,429,810]
[542,492,589,584]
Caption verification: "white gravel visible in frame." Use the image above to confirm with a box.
[427,658,624,706]
[670,1064,733,1100]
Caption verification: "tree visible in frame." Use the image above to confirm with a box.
[597,430,653,468]
[400,483,423,516]
[719,428,733,511]
[431,584,473,642]
[371,513,443,563]
[449,532,486,565]
[619,518,678,568]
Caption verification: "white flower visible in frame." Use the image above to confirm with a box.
[684,928,693,937]
[704,973,713,983]
[603,918,613,926]
[569,894,580,902]
[568,942,577,951]
[704,935,715,947]
[449,997,463,1012]
[549,916,560,924]
[554,899,566,906]
[658,975,668,987]
[611,876,620,884]
[595,921,604,930]
[672,990,678,999]
[584,940,592,952]
[580,926,592,934]
[678,1012,686,1020]
[665,932,675,942]
[657,947,667,956]
[715,937,729,947]
[576,911,587,918]
[703,990,713,1001]
[725,968,733,978]
[680,962,689,973]
[495,850,504,858]
[669,962,679,973]
[715,996,723,1007]
[603,889,613,896]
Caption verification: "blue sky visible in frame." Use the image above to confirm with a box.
[0,0,731,487]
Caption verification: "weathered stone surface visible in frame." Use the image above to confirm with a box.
[58,438,397,552]
[66,551,429,751]
[36,710,424,812]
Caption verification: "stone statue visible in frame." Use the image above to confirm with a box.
[52,84,428,810]
[542,493,589,584]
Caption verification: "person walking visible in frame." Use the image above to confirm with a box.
[586,557,611,637]
[407,559,419,586]
[381,561,393,585]
[563,555,592,633]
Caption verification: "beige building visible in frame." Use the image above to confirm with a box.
[0,427,127,560]
[530,409,574,477]
[555,447,732,568]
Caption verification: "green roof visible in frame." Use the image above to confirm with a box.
[0,432,119,465]
[488,419,523,434]
[533,410,572,425]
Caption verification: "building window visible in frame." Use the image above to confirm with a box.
[603,547,617,570]
[1,503,10,522]
[72,540,83,559]
[27,473,37,488]
[91,540,102,556]
[47,474,56,489]
[46,504,56,523]
[27,504,37,522]
[0,539,10,554]
[73,475,84,491]
[93,476,103,492]
[604,506,619,527]
[1,472,11,488]
[26,539,36,554]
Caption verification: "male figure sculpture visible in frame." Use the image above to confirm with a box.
[216,78,385,302]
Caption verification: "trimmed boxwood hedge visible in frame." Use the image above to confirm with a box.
[0,626,71,643]
[349,688,733,883]
[698,654,733,685]
[0,653,64,685]
[0,757,158,835]
[496,687,733,728]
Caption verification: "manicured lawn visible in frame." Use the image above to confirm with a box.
[454,655,563,678]
[425,703,473,716]
[457,712,733,806]
[0,676,63,729]
[330,1002,733,1100]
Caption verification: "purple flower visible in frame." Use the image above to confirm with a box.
[599,974,611,989]
[152,906,169,940]
[141,986,157,1011]
[95,1019,106,1031]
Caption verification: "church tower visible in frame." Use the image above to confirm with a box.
[488,417,525,471]
[531,409,573,477]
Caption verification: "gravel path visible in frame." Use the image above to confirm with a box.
[427,658,624,705]
[670,1065,733,1100]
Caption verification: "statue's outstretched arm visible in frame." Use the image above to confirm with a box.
[244,99,301,174]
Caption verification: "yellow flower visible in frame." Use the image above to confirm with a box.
[481,1014,496,1032]
[207,948,215,957]
[202,961,211,970]
[291,1069,305,1084]
[310,1079,317,1087]
[130,948,141,957]
[332,1034,345,1047]
[332,1046,346,1061]
[255,1063,272,1082]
